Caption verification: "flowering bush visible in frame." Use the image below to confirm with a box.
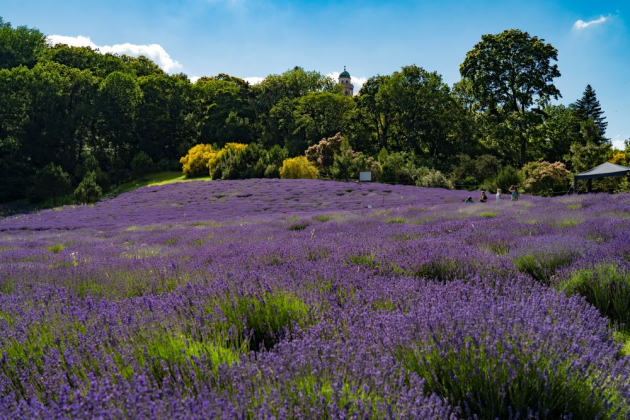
[610,152,627,166]
[207,143,248,178]
[305,132,344,176]
[417,169,453,189]
[522,161,571,197]
[279,156,318,179]
[179,144,214,178]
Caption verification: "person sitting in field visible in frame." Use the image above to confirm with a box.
[464,196,474,204]
[496,188,502,201]
[509,185,519,201]
[479,191,488,203]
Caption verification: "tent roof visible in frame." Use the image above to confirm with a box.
[574,162,630,180]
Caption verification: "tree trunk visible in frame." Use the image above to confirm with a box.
[520,137,527,167]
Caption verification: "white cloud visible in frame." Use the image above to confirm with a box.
[189,76,201,84]
[47,35,183,73]
[243,76,264,85]
[327,72,367,95]
[612,134,626,150]
[573,15,610,30]
[47,35,95,48]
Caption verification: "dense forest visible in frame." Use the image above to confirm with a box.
[1,17,628,205]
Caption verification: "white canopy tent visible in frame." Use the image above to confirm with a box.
[573,162,630,193]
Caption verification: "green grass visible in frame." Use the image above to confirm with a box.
[107,171,211,196]
[386,217,406,224]
[0,312,15,325]
[397,336,628,420]
[556,219,580,228]
[288,221,310,231]
[411,259,462,282]
[282,373,384,417]
[345,253,380,270]
[480,241,511,255]
[1,317,243,396]
[45,243,66,253]
[370,298,397,312]
[133,331,242,381]
[515,250,579,284]
[312,214,341,222]
[213,291,312,351]
[614,331,630,357]
[559,264,630,333]
[1,171,209,216]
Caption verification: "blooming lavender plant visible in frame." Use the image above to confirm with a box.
[0,180,629,418]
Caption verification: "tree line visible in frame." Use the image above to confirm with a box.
[1,17,628,205]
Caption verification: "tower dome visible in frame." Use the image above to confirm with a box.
[338,66,354,96]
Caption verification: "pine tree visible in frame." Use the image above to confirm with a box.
[572,85,608,139]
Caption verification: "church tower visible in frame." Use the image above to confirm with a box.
[338,66,354,96]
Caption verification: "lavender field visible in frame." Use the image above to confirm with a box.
[1,179,630,419]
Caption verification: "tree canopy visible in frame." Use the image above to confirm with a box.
[0,17,624,203]
[572,84,608,142]
[460,29,561,165]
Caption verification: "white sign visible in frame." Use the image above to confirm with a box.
[359,171,372,182]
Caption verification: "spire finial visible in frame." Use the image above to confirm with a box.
[344,65,346,71]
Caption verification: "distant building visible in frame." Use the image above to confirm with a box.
[338,66,354,96]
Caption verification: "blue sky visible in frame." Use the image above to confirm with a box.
[3,0,629,148]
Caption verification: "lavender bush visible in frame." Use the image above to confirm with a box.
[1,179,629,418]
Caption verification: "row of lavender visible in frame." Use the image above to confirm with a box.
[1,179,629,419]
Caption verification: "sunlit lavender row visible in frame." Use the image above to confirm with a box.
[1,179,630,419]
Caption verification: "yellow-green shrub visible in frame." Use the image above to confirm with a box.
[180,144,214,178]
[279,156,318,179]
[207,143,248,177]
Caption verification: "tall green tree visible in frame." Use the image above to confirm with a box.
[571,84,607,142]
[193,76,254,147]
[43,44,132,78]
[137,73,195,162]
[460,29,561,166]
[291,91,354,156]
[568,141,610,173]
[0,17,47,69]
[355,75,395,151]
[252,66,340,114]
[533,105,580,164]
[378,65,458,164]
[121,55,164,77]
[98,71,143,161]
[451,78,484,156]
[263,98,297,150]
[32,163,71,205]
